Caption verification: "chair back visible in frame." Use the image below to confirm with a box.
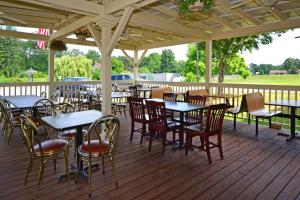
[40,91,47,98]
[146,100,168,132]
[238,94,248,112]
[31,99,55,120]
[86,115,120,156]
[150,87,172,99]
[129,86,139,98]
[55,102,74,113]
[49,91,60,102]
[19,114,41,157]
[245,92,264,112]
[205,104,227,136]
[163,93,177,102]
[186,95,207,123]
[128,97,146,122]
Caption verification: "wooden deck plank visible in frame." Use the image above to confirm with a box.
[0,114,299,200]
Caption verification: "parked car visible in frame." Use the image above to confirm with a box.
[111,74,133,81]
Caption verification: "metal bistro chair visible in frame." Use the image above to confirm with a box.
[19,114,69,192]
[128,97,149,144]
[77,115,120,197]
[185,104,227,164]
[146,100,180,155]
[0,99,22,144]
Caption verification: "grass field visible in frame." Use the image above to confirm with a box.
[220,74,300,85]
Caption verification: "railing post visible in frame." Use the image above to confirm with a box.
[48,29,55,96]
[205,40,212,93]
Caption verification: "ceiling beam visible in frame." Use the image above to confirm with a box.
[0,29,48,40]
[210,17,300,40]
[137,37,200,50]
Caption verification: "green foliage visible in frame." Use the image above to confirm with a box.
[86,50,100,65]
[54,55,93,81]
[161,49,178,73]
[112,57,126,74]
[140,53,161,73]
[117,56,133,71]
[184,71,197,82]
[176,0,214,15]
[92,68,100,80]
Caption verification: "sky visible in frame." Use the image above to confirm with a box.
[18,26,300,66]
[68,28,300,66]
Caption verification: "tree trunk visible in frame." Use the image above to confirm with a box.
[218,60,227,94]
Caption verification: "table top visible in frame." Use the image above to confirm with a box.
[41,110,103,131]
[204,94,241,98]
[266,100,300,108]
[3,95,43,109]
[137,88,151,92]
[148,98,207,112]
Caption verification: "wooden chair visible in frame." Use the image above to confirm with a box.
[19,114,69,192]
[245,92,281,135]
[185,104,227,164]
[150,87,172,99]
[77,115,120,197]
[128,97,149,144]
[112,95,127,118]
[0,99,22,144]
[226,94,248,130]
[163,92,177,102]
[129,86,139,98]
[146,100,180,155]
[186,89,210,105]
[174,95,207,126]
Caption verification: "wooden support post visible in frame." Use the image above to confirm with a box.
[48,29,55,95]
[205,40,212,92]
[133,50,139,82]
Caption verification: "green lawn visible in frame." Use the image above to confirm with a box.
[220,74,300,85]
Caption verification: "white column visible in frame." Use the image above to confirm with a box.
[205,40,212,90]
[133,50,139,82]
[48,30,55,95]
[100,24,113,115]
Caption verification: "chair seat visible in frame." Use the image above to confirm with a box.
[173,116,201,125]
[250,110,281,117]
[78,140,110,156]
[226,106,240,114]
[185,124,204,135]
[34,139,68,155]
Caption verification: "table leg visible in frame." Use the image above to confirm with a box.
[179,112,184,149]
[287,107,296,140]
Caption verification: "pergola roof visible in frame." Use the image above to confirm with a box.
[0,0,300,50]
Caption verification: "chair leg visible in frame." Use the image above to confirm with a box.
[205,137,212,164]
[88,157,92,198]
[75,156,81,184]
[140,123,145,144]
[256,116,259,136]
[102,156,105,174]
[24,157,33,185]
[185,133,189,155]
[64,149,70,181]
[37,162,45,193]
[123,107,126,118]
[111,156,118,188]
[7,126,14,144]
[130,120,134,141]
[218,134,223,160]
[148,132,153,152]
[53,154,57,172]
[248,113,251,125]
[233,114,237,130]
[269,117,272,128]
[162,133,166,155]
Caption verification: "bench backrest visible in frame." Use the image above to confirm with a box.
[150,87,172,99]
[245,92,264,112]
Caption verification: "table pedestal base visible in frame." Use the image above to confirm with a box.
[58,162,99,181]
[277,132,300,141]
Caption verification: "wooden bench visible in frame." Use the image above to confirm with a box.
[245,92,281,136]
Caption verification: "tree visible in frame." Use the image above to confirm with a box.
[140,53,161,73]
[117,56,133,71]
[86,49,100,65]
[195,33,281,83]
[160,49,178,73]
[111,57,126,74]
[54,55,93,80]
[282,58,300,71]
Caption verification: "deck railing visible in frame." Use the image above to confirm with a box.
[0,80,299,129]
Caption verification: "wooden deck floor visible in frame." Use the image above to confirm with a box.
[1,114,300,200]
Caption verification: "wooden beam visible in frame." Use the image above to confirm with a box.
[138,49,148,66]
[216,0,261,25]
[50,16,92,40]
[0,29,48,40]
[87,24,102,52]
[108,7,134,54]
[130,12,209,39]
[210,17,300,40]
[54,14,78,29]
[121,49,135,66]
[106,0,160,14]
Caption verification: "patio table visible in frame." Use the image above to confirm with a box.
[137,87,151,98]
[41,110,103,179]
[266,100,300,140]
[2,95,44,109]
[203,94,241,107]
[148,98,208,149]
